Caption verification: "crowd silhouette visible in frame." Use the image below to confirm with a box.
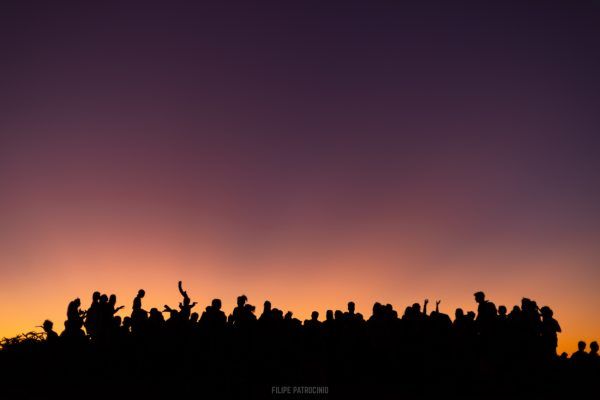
[1,282,598,399]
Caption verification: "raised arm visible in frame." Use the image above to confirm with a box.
[178,280,189,300]
[423,299,429,316]
[435,300,441,313]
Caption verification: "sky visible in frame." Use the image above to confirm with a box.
[0,1,599,353]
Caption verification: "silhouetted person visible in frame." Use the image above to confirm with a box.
[230,295,256,327]
[345,301,356,319]
[84,291,101,337]
[571,341,588,366]
[133,289,145,312]
[590,341,599,359]
[473,291,497,354]
[108,294,125,315]
[474,291,497,324]
[304,311,321,329]
[175,281,197,321]
[201,299,227,329]
[131,289,148,335]
[42,320,58,344]
[540,306,561,358]
[259,301,274,323]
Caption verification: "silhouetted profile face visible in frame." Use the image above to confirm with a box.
[138,289,145,298]
[43,320,53,331]
[326,310,333,321]
[348,302,355,314]
[109,294,116,304]
[591,342,599,354]
[474,292,485,303]
[74,298,81,307]
[578,341,586,351]
[237,295,247,307]
[264,301,271,311]
[455,308,464,319]
[100,294,108,304]
[311,311,319,320]
[212,299,221,310]
[93,292,100,301]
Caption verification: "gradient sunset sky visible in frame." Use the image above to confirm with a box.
[1,2,599,353]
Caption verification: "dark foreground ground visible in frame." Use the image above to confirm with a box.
[1,328,596,400]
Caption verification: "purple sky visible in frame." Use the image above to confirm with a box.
[0,2,599,351]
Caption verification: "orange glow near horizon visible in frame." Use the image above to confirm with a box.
[1,240,598,354]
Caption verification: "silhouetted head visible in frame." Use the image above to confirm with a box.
[372,302,382,315]
[348,302,355,314]
[590,341,599,355]
[334,310,343,320]
[285,311,293,320]
[183,297,191,306]
[498,305,507,316]
[531,300,538,310]
[326,310,333,321]
[474,291,485,303]
[211,299,222,310]
[540,306,553,318]
[455,308,464,319]
[237,295,247,307]
[578,341,586,351]
[42,320,53,332]
[114,316,121,326]
[109,294,116,305]
[466,311,476,321]
[100,294,108,304]
[311,311,319,321]
[263,301,272,312]
[137,289,145,298]
[411,303,421,313]
[190,312,199,323]
[92,292,101,301]
[73,298,81,308]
